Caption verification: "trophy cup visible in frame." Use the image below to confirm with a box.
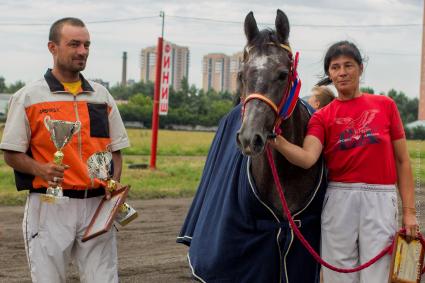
[43,116,81,202]
[87,151,138,226]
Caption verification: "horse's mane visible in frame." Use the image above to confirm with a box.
[249,29,288,51]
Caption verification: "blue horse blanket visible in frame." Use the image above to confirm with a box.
[177,101,326,283]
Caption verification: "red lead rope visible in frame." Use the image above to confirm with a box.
[266,145,425,274]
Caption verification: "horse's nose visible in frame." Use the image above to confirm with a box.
[236,131,252,155]
[252,134,265,153]
[236,130,265,156]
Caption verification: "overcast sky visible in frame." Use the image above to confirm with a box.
[0,0,423,98]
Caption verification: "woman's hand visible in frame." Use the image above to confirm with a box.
[402,207,419,242]
[267,134,323,170]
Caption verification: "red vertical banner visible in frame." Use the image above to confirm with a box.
[159,41,172,115]
[150,37,163,170]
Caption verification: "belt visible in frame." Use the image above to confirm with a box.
[29,188,105,199]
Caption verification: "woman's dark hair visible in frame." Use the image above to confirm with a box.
[324,41,362,75]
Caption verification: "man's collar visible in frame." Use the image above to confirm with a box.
[44,69,94,93]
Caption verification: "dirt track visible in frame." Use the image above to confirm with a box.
[0,198,194,283]
[2,195,425,283]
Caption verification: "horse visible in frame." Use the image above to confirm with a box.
[178,10,326,283]
[236,10,323,220]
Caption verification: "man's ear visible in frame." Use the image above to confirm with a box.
[360,64,364,75]
[47,41,56,55]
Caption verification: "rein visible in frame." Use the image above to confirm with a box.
[265,145,425,274]
[241,43,301,135]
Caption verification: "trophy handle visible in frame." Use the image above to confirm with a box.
[44,115,51,131]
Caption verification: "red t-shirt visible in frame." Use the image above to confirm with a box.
[307,93,405,184]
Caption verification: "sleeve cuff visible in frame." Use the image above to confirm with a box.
[0,142,28,153]
[109,140,130,152]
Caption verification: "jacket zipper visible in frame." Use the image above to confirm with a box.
[73,96,82,160]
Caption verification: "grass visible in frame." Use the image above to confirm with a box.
[0,129,424,206]
[123,129,214,156]
[122,155,206,199]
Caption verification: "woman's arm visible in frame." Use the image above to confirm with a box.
[268,135,323,169]
[393,138,418,239]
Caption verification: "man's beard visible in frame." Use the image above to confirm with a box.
[58,58,87,73]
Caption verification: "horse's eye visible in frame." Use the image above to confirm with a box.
[277,71,288,81]
[238,72,243,81]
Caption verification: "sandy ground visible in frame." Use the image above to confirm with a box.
[2,193,425,283]
[0,198,194,283]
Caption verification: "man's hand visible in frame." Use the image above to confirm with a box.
[38,163,69,187]
[104,180,123,200]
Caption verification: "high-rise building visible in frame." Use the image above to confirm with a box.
[229,51,244,94]
[419,2,425,120]
[202,53,231,92]
[140,46,158,84]
[140,43,189,91]
[171,45,190,91]
[202,52,243,93]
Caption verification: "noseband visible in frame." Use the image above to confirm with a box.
[241,43,301,135]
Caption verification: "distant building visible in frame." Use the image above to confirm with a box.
[127,79,136,86]
[202,53,230,92]
[140,46,157,84]
[122,51,127,87]
[140,42,190,91]
[91,79,110,89]
[229,51,244,93]
[202,51,243,93]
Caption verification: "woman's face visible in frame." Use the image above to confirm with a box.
[328,55,362,95]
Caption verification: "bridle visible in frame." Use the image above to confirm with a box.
[241,43,301,135]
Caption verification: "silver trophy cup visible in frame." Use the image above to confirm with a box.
[87,151,138,226]
[44,116,81,202]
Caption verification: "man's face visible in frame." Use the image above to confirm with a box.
[50,24,90,73]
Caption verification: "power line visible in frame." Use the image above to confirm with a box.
[0,14,420,28]
[167,15,420,28]
[0,15,158,26]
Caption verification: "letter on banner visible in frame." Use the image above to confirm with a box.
[159,41,172,115]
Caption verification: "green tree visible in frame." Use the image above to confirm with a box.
[6,81,25,93]
[387,89,418,124]
[360,86,374,94]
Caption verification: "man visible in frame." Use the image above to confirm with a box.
[0,18,129,282]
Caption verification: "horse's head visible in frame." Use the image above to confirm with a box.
[236,10,292,156]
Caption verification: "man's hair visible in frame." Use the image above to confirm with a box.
[49,17,85,43]
[311,86,335,108]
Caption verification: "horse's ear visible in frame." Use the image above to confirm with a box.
[244,11,259,43]
[275,9,290,43]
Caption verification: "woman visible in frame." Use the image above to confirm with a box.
[269,41,418,282]
[307,85,335,110]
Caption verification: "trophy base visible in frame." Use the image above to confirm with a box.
[115,203,138,226]
[41,187,69,204]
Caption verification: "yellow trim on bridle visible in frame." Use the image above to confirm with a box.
[278,43,292,54]
[245,42,292,55]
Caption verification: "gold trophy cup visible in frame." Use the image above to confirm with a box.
[43,116,81,203]
[87,151,138,226]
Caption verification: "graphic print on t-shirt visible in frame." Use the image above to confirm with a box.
[335,109,380,150]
